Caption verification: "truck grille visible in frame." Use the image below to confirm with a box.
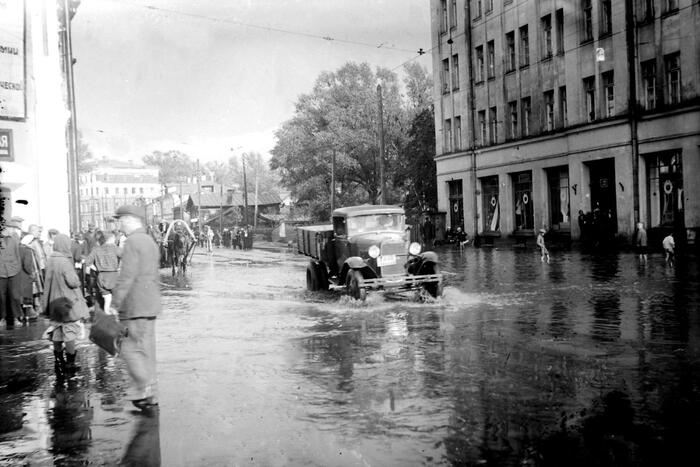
[380,241,406,276]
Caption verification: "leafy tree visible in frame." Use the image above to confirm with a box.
[142,150,195,187]
[271,62,406,221]
[77,130,97,173]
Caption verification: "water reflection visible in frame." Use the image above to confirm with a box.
[48,379,94,458]
[120,411,161,466]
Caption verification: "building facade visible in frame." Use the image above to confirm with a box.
[78,160,160,229]
[1,0,78,234]
[431,0,700,245]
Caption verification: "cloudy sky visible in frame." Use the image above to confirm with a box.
[72,0,432,164]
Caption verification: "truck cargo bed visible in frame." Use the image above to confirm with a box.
[297,225,333,259]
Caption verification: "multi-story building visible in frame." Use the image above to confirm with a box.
[431,0,699,246]
[78,160,160,229]
[1,0,79,233]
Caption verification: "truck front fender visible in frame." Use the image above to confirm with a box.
[345,256,367,270]
[420,251,438,264]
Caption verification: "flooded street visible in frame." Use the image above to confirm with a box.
[1,245,699,466]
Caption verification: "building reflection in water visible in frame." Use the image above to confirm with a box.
[48,379,94,459]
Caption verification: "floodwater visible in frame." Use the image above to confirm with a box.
[1,245,699,466]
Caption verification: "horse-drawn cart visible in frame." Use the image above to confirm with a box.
[158,219,196,276]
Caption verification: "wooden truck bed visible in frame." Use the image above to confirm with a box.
[297,225,333,260]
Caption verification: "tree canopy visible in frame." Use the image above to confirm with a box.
[142,150,195,187]
[271,61,436,222]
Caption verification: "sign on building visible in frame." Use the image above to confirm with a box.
[0,0,26,120]
[0,129,12,161]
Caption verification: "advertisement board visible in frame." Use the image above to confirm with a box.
[0,0,26,120]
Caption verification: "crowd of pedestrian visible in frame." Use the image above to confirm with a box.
[1,206,161,413]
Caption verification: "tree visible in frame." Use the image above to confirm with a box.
[271,62,406,221]
[77,130,96,173]
[142,150,195,187]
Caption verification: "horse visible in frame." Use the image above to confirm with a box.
[168,230,192,277]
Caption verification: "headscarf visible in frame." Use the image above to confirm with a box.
[51,233,73,256]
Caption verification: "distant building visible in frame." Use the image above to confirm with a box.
[78,160,160,229]
[430,0,699,245]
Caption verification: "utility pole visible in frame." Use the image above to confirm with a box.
[331,148,336,215]
[219,183,223,236]
[62,0,81,233]
[377,84,386,205]
[242,153,249,226]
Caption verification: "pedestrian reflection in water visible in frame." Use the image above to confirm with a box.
[120,409,161,466]
[48,379,93,458]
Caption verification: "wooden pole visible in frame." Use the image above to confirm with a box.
[377,83,386,205]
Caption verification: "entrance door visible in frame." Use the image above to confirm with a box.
[588,158,617,233]
[547,166,570,231]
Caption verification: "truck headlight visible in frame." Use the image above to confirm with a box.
[409,242,421,255]
[368,245,380,258]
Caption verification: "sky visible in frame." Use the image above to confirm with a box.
[72,0,432,165]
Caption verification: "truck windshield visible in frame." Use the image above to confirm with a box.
[346,213,405,234]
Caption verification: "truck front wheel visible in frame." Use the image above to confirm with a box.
[346,269,367,301]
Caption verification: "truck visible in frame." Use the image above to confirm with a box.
[297,205,443,300]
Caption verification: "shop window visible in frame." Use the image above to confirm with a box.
[481,175,500,232]
[646,151,683,227]
[513,171,534,231]
[448,179,464,230]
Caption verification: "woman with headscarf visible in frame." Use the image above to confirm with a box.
[42,234,89,377]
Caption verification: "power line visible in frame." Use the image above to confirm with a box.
[101,0,423,55]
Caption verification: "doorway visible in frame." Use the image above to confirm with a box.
[588,158,617,233]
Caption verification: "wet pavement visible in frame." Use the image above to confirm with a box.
[1,244,699,466]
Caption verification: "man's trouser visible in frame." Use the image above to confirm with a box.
[0,275,22,325]
[121,318,158,402]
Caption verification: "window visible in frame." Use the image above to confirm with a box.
[441,0,448,32]
[444,118,453,152]
[489,107,498,144]
[646,151,683,227]
[603,71,614,117]
[519,25,529,67]
[559,86,568,126]
[555,9,564,54]
[542,14,552,58]
[474,0,482,18]
[584,76,596,121]
[505,31,516,72]
[96,187,99,195]
[641,59,657,110]
[487,40,495,78]
[452,54,460,90]
[454,116,462,150]
[641,0,654,21]
[665,0,679,13]
[442,58,450,93]
[521,97,531,136]
[544,90,555,131]
[132,187,136,194]
[478,110,487,146]
[485,0,493,14]
[665,52,680,105]
[508,101,518,140]
[105,187,109,195]
[140,187,144,194]
[450,0,457,28]
[582,0,593,42]
[601,0,612,36]
[475,45,484,81]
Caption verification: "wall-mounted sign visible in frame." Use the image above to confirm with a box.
[0,129,13,160]
[0,0,26,120]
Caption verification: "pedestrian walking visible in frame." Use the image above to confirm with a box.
[536,228,550,263]
[662,233,675,266]
[205,225,214,253]
[17,236,40,324]
[110,205,161,411]
[42,234,89,378]
[84,231,121,312]
[0,217,24,329]
[636,222,648,264]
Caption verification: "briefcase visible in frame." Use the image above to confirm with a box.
[89,305,128,357]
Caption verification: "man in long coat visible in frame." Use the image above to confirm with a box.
[110,205,162,411]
